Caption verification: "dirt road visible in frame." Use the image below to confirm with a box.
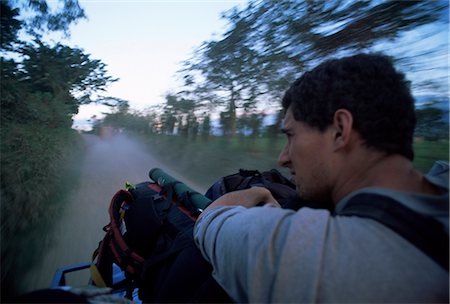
[23,133,204,291]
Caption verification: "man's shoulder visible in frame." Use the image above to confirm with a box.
[336,182,448,216]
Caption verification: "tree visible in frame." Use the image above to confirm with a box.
[1,0,86,52]
[12,0,86,38]
[160,93,200,138]
[200,113,212,141]
[415,105,449,140]
[237,112,265,138]
[178,0,448,129]
[0,2,22,50]
[181,4,267,136]
[1,41,117,127]
[160,111,177,135]
[1,1,116,128]
[238,0,447,86]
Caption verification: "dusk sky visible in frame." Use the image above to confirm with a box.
[63,1,247,128]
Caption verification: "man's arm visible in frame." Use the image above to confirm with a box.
[194,188,288,302]
[198,187,281,220]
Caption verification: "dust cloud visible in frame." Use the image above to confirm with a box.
[22,133,203,292]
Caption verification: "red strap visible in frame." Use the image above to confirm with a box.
[107,190,146,269]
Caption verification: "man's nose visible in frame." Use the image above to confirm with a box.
[278,143,290,167]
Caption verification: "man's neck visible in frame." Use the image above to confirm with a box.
[332,152,441,205]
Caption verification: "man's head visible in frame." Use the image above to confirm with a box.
[278,53,416,202]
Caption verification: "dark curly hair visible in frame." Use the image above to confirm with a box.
[282,53,416,160]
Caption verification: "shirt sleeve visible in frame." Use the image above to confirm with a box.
[193,205,297,302]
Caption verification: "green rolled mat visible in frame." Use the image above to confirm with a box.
[149,168,212,210]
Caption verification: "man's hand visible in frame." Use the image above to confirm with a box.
[199,187,281,219]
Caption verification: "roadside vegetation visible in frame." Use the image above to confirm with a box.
[413,140,449,173]
[1,126,84,297]
[141,133,288,188]
[1,2,117,299]
[126,132,448,191]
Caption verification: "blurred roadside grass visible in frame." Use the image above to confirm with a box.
[140,134,286,189]
[141,134,449,190]
[413,139,449,172]
[0,124,85,299]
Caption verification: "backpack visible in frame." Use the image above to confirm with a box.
[91,178,230,302]
[205,169,296,202]
[205,168,335,211]
[91,168,306,302]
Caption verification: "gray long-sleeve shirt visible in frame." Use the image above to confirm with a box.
[194,164,449,303]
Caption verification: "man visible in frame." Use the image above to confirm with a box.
[193,53,449,303]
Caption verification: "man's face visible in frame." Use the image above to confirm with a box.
[278,108,334,202]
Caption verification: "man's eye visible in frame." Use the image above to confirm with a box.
[281,129,293,138]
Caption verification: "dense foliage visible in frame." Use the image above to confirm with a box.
[0,0,116,299]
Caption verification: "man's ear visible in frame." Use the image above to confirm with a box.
[331,109,354,151]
